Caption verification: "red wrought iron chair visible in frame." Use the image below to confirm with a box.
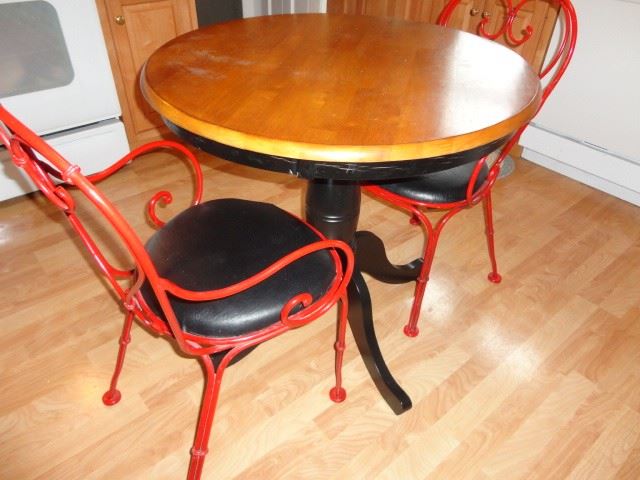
[0,105,353,480]
[365,0,577,337]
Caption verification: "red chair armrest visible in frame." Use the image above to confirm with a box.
[87,140,204,227]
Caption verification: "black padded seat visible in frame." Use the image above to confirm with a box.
[374,161,489,204]
[140,199,336,338]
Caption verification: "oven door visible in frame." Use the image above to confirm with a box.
[0,0,122,134]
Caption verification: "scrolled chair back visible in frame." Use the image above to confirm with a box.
[437,0,578,196]
[0,104,191,341]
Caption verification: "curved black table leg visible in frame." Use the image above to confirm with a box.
[355,230,423,284]
[305,179,411,415]
[348,268,412,414]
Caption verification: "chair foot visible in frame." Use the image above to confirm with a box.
[102,389,122,406]
[330,386,347,403]
[403,325,419,338]
[487,272,502,283]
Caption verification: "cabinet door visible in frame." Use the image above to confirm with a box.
[363,0,410,18]
[431,0,485,30]
[101,0,197,145]
[327,0,432,21]
[327,0,487,31]
[327,0,366,14]
[404,0,440,22]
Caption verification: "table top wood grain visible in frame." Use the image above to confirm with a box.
[142,14,541,163]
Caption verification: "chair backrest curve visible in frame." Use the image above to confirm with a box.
[0,105,183,344]
[437,0,578,184]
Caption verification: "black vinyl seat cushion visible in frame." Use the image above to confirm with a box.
[140,199,337,338]
[374,161,489,204]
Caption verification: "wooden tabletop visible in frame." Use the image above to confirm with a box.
[142,14,541,163]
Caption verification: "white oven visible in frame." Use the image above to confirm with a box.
[0,0,129,202]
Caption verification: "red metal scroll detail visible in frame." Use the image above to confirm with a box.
[86,139,204,227]
[438,0,534,47]
[84,140,202,227]
[368,0,577,337]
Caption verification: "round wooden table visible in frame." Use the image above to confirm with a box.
[141,13,541,414]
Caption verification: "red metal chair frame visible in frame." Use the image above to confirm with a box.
[0,105,354,480]
[365,0,577,337]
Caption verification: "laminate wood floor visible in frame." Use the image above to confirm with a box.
[1,150,639,479]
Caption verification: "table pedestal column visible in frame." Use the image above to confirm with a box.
[305,179,412,415]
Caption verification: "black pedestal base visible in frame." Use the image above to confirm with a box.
[347,269,412,414]
[355,231,423,284]
[305,180,412,415]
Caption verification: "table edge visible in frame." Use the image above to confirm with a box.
[141,59,541,164]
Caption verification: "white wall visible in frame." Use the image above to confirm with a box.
[242,0,326,17]
[525,0,640,164]
[520,0,640,206]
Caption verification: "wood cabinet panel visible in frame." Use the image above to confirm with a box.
[431,0,482,29]
[327,0,364,14]
[97,0,197,146]
[328,0,437,21]
[404,0,438,22]
[363,0,409,18]
[327,0,401,18]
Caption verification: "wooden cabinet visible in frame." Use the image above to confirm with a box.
[327,0,440,22]
[430,0,481,29]
[97,0,198,146]
[327,0,558,74]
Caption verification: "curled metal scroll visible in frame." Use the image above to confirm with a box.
[477,0,534,47]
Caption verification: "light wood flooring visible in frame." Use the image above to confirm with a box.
[1,150,639,479]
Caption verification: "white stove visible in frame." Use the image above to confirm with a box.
[0,0,129,201]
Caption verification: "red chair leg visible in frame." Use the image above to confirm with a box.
[187,355,225,480]
[482,193,502,284]
[103,310,134,406]
[404,227,440,338]
[330,295,349,402]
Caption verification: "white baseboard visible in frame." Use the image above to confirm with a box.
[520,125,640,207]
[1,119,128,202]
